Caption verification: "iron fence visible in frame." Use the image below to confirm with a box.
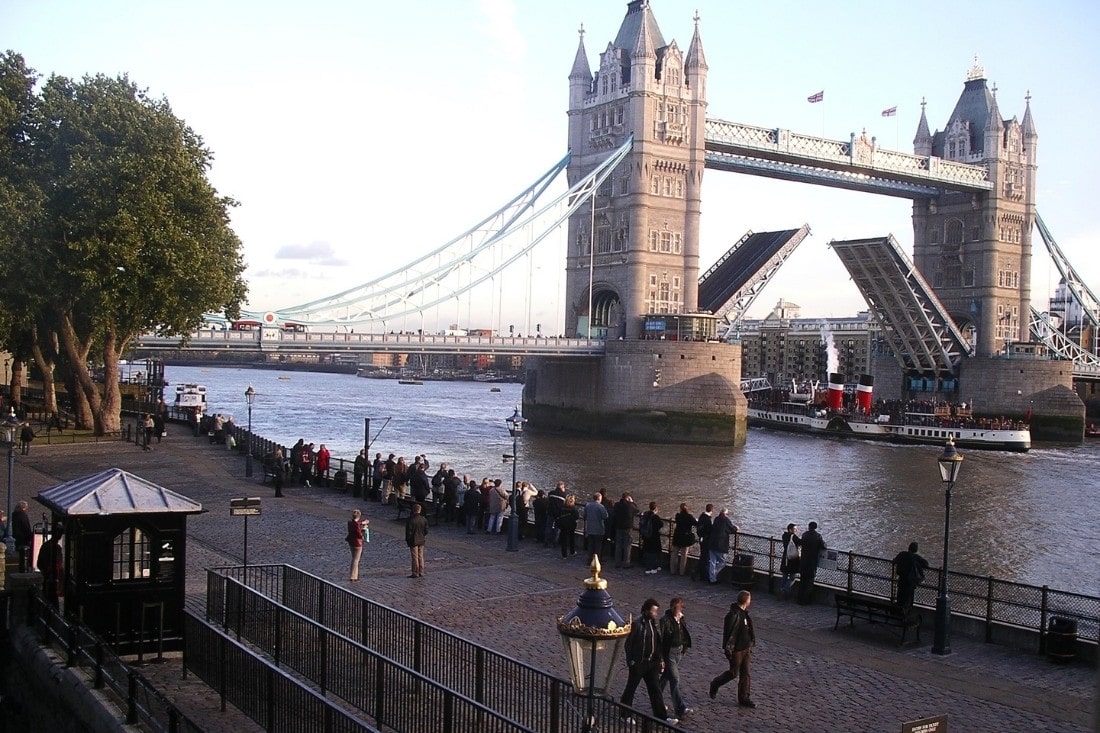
[27,590,204,733]
[207,565,680,733]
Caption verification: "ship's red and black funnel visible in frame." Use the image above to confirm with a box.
[827,372,845,411]
[856,374,874,413]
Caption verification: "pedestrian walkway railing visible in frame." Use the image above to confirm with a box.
[183,612,380,733]
[205,564,680,733]
[25,590,204,733]
[701,530,1099,650]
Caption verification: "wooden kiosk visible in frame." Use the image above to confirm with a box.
[35,468,203,655]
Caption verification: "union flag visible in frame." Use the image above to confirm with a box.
[807,90,824,103]
[881,106,897,117]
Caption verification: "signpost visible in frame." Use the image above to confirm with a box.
[230,497,262,567]
[902,715,948,733]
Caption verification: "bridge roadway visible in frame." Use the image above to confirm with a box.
[136,330,607,357]
[9,429,1096,732]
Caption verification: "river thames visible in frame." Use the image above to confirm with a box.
[168,365,1099,595]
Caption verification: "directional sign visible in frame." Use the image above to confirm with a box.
[230,497,262,516]
[902,715,947,733]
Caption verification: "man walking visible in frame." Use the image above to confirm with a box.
[620,598,678,726]
[710,590,756,708]
[797,521,826,605]
[11,501,33,572]
[659,596,693,719]
[893,541,929,612]
[405,503,429,578]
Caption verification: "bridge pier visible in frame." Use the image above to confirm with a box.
[522,340,747,446]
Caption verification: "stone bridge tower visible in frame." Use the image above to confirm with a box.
[564,0,707,339]
[911,59,1038,357]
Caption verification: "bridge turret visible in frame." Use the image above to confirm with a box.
[983,84,1004,157]
[1022,91,1038,154]
[569,25,592,109]
[913,97,933,156]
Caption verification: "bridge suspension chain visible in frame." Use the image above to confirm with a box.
[237,137,633,329]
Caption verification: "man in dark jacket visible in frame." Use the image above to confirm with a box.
[692,504,714,581]
[798,521,826,605]
[710,590,755,707]
[613,493,639,568]
[659,597,693,719]
[893,541,929,612]
[620,598,677,726]
[706,508,737,584]
[405,504,429,578]
[11,501,34,572]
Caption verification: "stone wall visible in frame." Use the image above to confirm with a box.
[959,356,1084,440]
[523,340,747,445]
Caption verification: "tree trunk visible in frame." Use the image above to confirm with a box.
[30,330,58,417]
[7,359,23,410]
[55,308,102,432]
[96,330,122,434]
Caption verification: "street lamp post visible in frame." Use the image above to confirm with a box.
[558,556,631,733]
[2,409,23,548]
[505,406,525,553]
[244,385,256,478]
[933,437,964,656]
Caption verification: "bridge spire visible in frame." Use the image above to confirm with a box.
[1022,90,1038,140]
[570,24,592,82]
[685,9,708,72]
[913,97,932,155]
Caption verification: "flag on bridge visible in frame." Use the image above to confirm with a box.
[881,106,897,117]
[807,90,824,103]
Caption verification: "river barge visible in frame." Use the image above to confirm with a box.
[747,375,1030,452]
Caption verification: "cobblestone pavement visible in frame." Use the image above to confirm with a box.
[11,427,1098,733]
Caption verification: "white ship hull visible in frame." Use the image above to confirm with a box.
[747,407,1030,452]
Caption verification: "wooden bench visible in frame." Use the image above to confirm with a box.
[394,497,439,526]
[834,593,921,647]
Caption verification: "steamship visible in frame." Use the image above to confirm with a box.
[746,374,1031,452]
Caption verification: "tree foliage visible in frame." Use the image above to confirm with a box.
[0,51,247,433]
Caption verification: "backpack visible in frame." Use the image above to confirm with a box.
[639,512,654,539]
[906,555,925,585]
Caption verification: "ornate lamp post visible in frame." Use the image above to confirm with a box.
[558,556,631,733]
[933,437,963,655]
[2,409,22,548]
[505,406,525,553]
[244,385,256,478]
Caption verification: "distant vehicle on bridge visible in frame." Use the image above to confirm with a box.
[281,322,308,333]
[230,319,262,331]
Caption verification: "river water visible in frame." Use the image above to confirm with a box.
[169,365,1099,595]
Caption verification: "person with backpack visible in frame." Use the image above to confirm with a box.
[709,590,756,708]
[640,502,664,574]
[892,541,929,612]
[706,508,737,584]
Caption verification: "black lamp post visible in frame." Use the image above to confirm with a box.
[2,409,22,548]
[244,385,256,478]
[505,406,525,553]
[558,556,631,733]
[933,437,963,655]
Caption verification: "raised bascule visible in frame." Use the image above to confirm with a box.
[137,1,1095,444]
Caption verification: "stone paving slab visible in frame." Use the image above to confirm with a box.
[9,427,1098,733]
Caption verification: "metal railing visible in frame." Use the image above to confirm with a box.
[206,565,679,733]
[26,590,204,733]
[183,612,380,733]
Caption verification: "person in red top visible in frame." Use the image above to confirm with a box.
[315,444,331,484]
[346,509,366,581]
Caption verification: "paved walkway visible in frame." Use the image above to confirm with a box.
[10,427,1097,733]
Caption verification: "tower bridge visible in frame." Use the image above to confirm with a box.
[138,1,1094,442]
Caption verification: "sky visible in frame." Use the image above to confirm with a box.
[4,0,1098,334]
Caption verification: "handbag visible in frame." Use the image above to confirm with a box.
[786,538,800,562]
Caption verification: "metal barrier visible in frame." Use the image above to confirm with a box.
[183,613,380,733]
[27,590,204,732]
[207,565,679,733]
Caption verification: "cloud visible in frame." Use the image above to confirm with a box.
[272,241,349,267]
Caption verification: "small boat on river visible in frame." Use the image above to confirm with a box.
[746,376,1030,452]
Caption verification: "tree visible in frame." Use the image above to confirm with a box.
[0,56,247,434]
